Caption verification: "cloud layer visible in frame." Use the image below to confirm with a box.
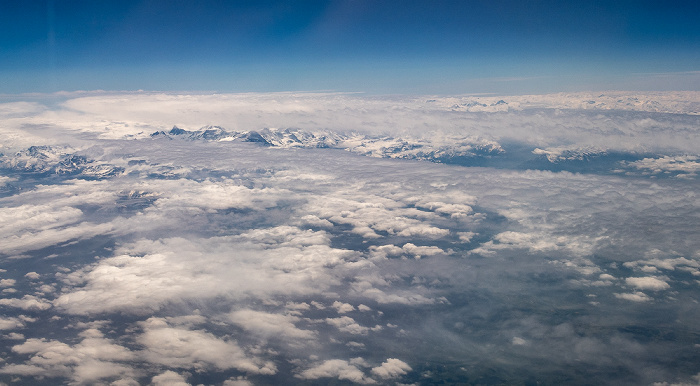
[0,91,698,385]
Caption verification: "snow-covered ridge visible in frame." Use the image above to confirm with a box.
[151,126,504,162]
[532,147,608,163]
[0,145,123,178]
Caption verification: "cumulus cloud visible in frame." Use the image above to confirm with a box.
[332,301,355,314]
[0,279,15,287]
[228,309,316,340]
[625,277,671,291]
[626,155,700,177]
[53,230,361,315]
[0,203,112,255]
[0,328,136,384]
[0,317,24,330]
[624,256,700,272]
[296,359,376,384]
[137,317,276,374]
[151,370,190,386]
[614,292,653,302]
[370,358,412,379]
[0,295,51,310]
[471,230,598,257]
[222,376,254,386]
[401,243,446,259]
[326,316,371,335]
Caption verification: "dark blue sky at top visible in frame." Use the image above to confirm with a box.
[1,0,699,94]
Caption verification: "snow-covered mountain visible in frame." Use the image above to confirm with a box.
[151,126,504,162]
[0,145,124,178]
[532,147,609,163]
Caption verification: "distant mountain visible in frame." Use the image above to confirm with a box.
[151,126,504,162]
[0,145,124,179]
[532,147,609,163]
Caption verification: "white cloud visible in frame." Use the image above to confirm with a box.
[401,243,446,259]
[137,317,276,374]
[54,220,376,315]
[151,370,190,386]
[473,231,597,257]
[0,279,15,287]
[222,376,254,386]
[624,257,700,271]
[0,295,51,310]
[228,309,316,340]
[626,155,700,176]
[332,301,355,314]
[0,328,136,384]
[614,292,652,302]
[654,372,700,386]
[296,359,376,384]
[0,202,113,255]
[625,277,670,291]
[0,317,24,330]
[370,358,412,379]
[326,316,370,335]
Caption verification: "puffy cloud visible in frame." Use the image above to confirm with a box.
[137,317,276,374]
[0,203,113,255]
[614,292,653,302]
[222,377,254,386]
[54,230,362,315]
[472,231,598,258]
[148,178,287,211]
[401,243,446,259]
[0,279,15,287]
[625,155,700,176]
[370,358,412,379]
[151,370,190,386]
[0,295,51,310]
[625,277,671,291]
[332,301,355,314]
[5,332,24,340]
[228,309,316,340]
[624,256,700,271]
[0,317,24,330]
[296,359,376,384]
[0,328,136,384]
[297,190,456,242]
[326,316,371,335]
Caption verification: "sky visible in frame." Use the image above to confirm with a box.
[1,0,699,94]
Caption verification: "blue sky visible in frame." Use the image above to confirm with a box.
[1,0,699,94]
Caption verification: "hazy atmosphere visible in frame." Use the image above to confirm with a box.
[1,1,699,385]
